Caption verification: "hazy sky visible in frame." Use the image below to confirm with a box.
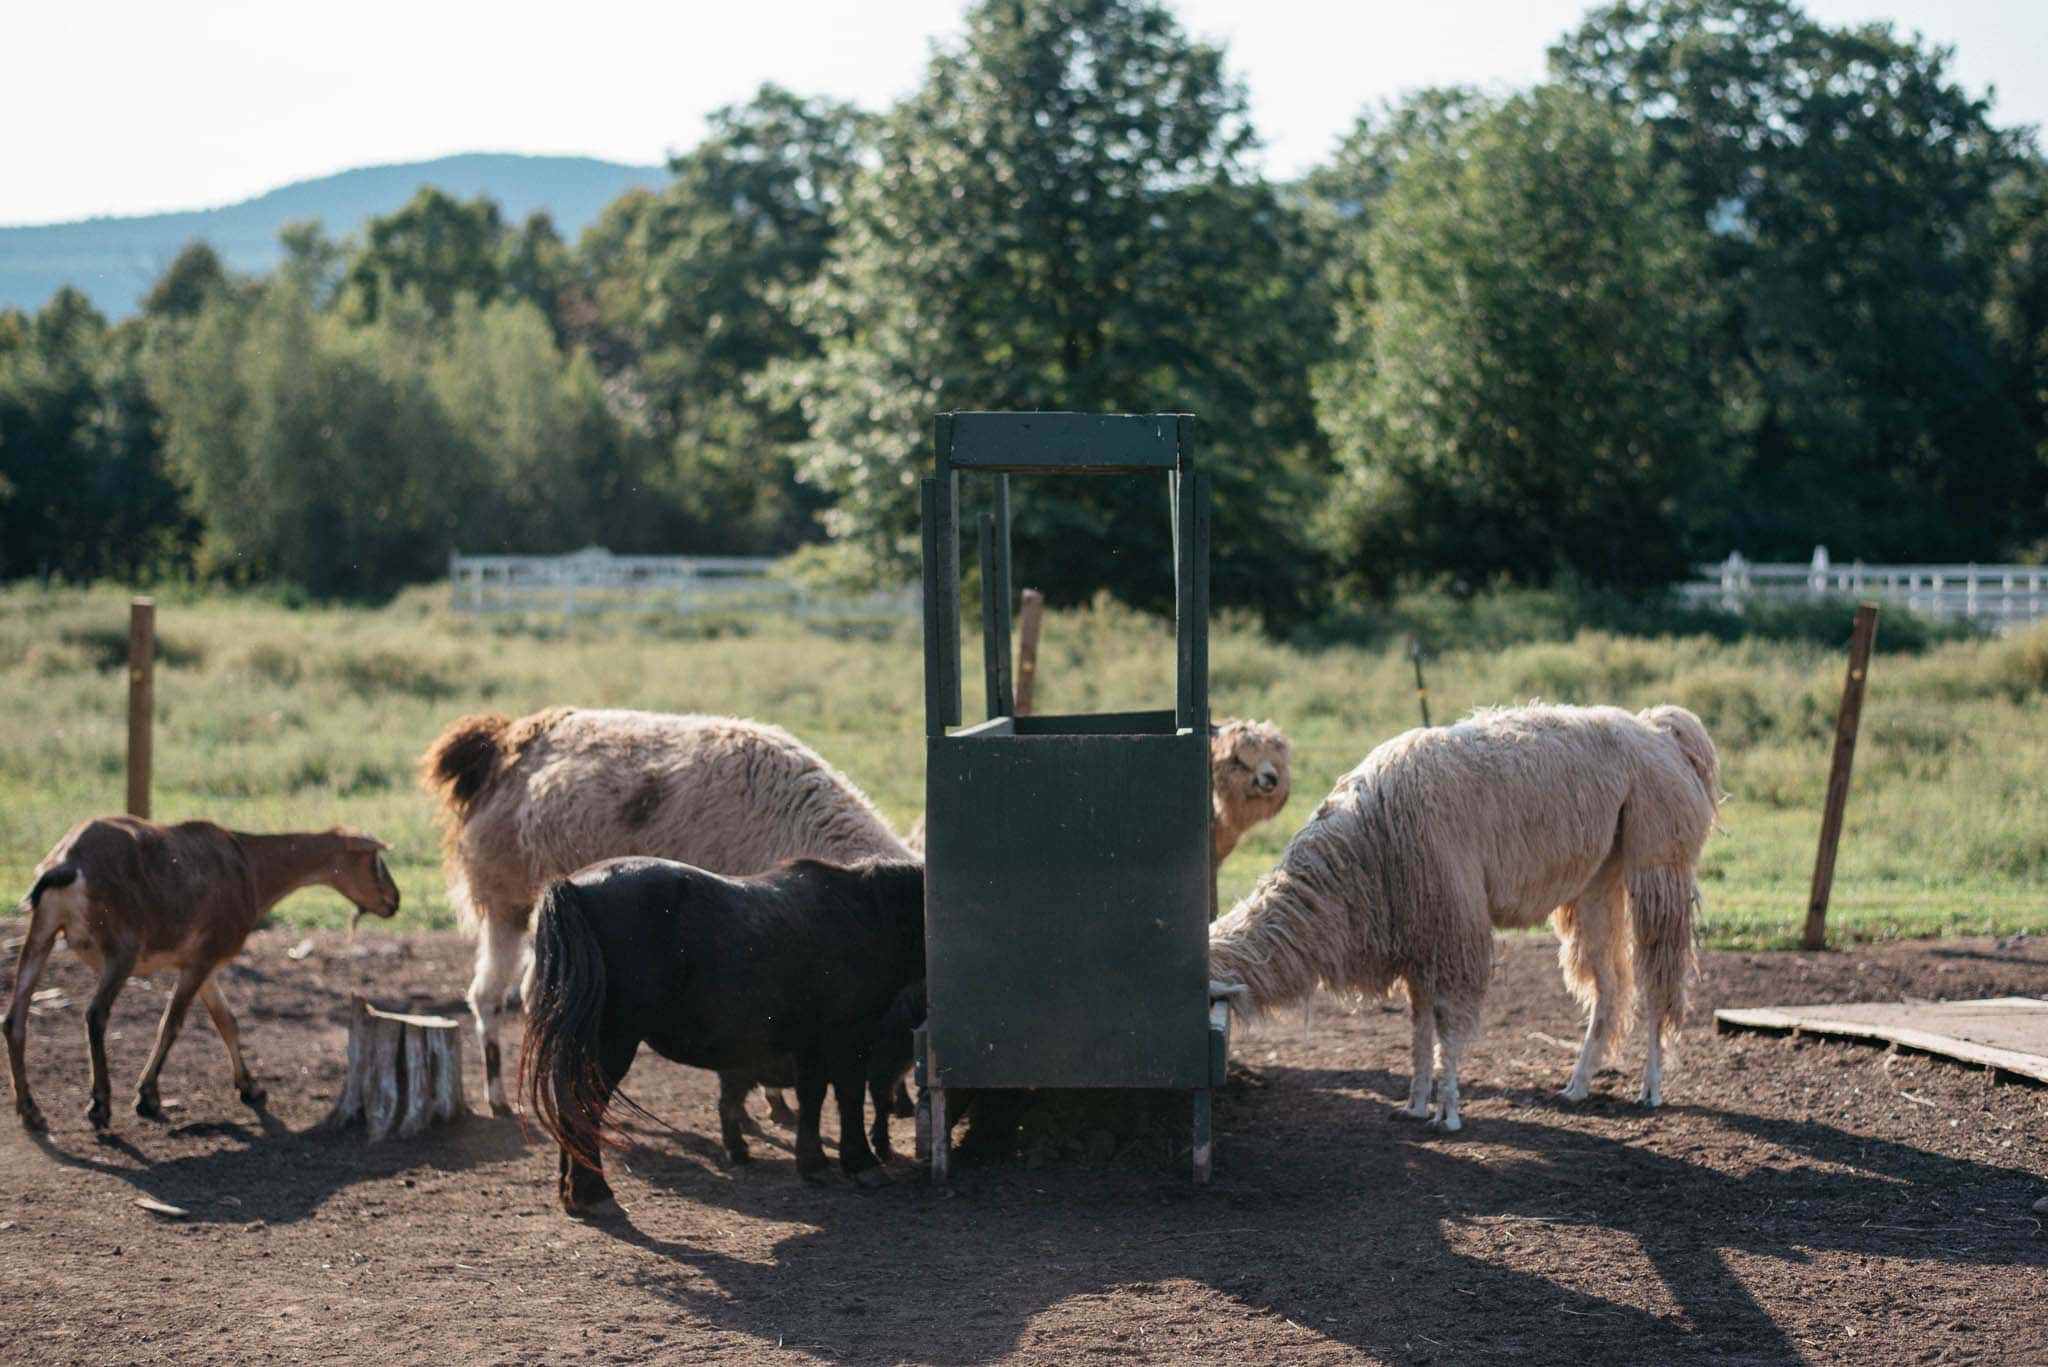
[5,0,2043,226]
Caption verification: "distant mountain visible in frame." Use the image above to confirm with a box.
[0,153,669,318]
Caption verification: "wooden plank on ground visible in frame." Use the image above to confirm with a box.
[1715,997,2048,1083]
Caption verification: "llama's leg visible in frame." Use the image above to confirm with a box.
[1427,996,1483,1134]
[716,1071,755,1165]
[762,1087,798,1129]
[791,1050,831,1181]
[3,903,61,1131]
[196,975,263,1106]
[82,948,136,1129]
[1557,866,1630,1102]
[1642,1027,1665,1109]
[134,963,208,1120]
[467,914,524,1114]
[828,1041,885,1186]
[1394,980,1436,1120]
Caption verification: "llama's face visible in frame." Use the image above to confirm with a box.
[1211,719,1292,821]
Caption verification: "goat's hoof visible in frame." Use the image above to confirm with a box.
[851,1165,891,1190]
[1556,1083,1591,1103]
[1636,1090,1662,1109]
[17,1103,45,1133]
[1391,1103,1430,1121]
[87,1100,112,1130]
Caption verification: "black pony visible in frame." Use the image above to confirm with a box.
[520,856,926,1214]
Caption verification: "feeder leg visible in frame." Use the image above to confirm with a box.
[1192,1087,1213,1185]
[928,1086,949,1183]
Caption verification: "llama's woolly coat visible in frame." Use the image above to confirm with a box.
[1208,703,1719,1128]
[427,707,915,932]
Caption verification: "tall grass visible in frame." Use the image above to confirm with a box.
[2,583,2042,948]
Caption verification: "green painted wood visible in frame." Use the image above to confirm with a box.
[992,475,1014,714]
[1013,709,1177,736]
[921,479,947,738]
[926,728,1212,1088]
[978,513,1009,722]
[945,412,1182,472]
[1175,467,1210,732]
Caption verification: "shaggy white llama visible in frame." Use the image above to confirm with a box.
[421,707,915,1112]
[1208,703,1720,1131]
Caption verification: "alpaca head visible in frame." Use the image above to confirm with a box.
[1210,718,1292,840]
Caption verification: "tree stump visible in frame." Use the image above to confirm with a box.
[318,996,468,1140]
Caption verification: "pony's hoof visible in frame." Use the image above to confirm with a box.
[239,1085,268,1109]
[797,1161,831,1184]
[564,1194,620,1220]
[17,1103,45,1133]
[135,1096,168,1122]
[721,1145,752,1168]
[489,1100,514,1119]
[851,1165,891,1190]
[87,1099,112,1130]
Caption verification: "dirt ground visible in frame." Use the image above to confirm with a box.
[0,928,2042,1366]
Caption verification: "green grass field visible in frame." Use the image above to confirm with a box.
[2,584,2043,948]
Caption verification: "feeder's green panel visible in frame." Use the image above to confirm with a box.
[925,726,1212,1089]
[947,412,1179,472]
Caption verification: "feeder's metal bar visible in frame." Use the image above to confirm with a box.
[978,513,1010,721]
[993,474,1014,716]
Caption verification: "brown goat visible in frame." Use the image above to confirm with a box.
[4,817,401,1131]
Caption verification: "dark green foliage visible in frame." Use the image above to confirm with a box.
[1317,87,1724,593]
[0,290,194,583]
[771,0,1338,621]
[1551,0,2047,562]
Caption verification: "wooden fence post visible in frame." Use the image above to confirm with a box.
[1013,588,1045,717]
[1409,638,1431,728]
[1803,603,1880,950]
[126,598,155,818]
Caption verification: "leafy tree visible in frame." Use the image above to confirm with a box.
[768,0,1335,619]
[578,86,871,551]
[142,242,232,319]
[0,290,191,581]
[1552,0,2044,560]
[342,188,507,323]
[1318,86,1724,592]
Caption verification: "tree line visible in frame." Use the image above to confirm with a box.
[3,0,2044,619]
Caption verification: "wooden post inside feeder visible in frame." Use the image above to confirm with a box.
[318,996,468,1141]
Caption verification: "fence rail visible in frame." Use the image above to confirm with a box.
[1687,549,2048,631]
[448,547,916,625]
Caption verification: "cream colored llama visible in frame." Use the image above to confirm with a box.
[1210,719,1292,866]
[1208,703,1720,1132]
[421,708,914,1113]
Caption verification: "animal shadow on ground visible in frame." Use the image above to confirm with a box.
[584,1066,2046,1365]
[24,1108,528,1227]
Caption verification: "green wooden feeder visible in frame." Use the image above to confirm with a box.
[914,412,1232,1183]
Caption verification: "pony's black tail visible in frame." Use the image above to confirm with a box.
[519,880,623,1170]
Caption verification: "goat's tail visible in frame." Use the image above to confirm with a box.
[419,713,513,822]
[519,880,631,1171]
[1627,864,1699,1043]
[21,866,78,913]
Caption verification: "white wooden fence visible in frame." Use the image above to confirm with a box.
[1688,548,2048,631]
[447,547,916,625]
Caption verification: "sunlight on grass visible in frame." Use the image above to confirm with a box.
[2,584,2043,948]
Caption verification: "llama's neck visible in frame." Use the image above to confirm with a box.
[1206,864,1355,1014]
[235,831,353,919]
